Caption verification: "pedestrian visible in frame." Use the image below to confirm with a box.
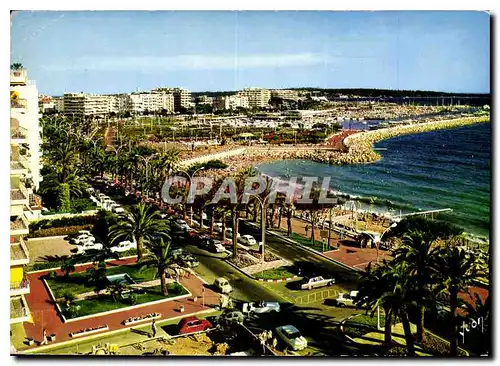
[305,225,309,236]
[40,328,48,346]
[151,319,157,338]
[272,337,278,349]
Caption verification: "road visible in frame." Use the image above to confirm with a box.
[187,244,287,304]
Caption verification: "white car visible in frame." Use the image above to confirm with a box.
[78,230,92,236]
[77,242,104,254]
[103,200,116,210]
[334,291,360,307]
[214,277,232,294]
[110,204,125,214]
[72,234,95,244]
[275,325,308,351]
[242,301,280,314]
[111,240,137,253]
[300,276,335,290]
[239,235,257,246]
[213,223,223,233]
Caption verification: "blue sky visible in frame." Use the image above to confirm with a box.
[11,11,490,95]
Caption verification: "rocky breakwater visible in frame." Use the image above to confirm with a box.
[339,116,490,165]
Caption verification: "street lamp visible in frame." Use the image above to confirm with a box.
[175,167,205,225]
[250,193,272,264]
[137,153,160,198]
[108,143,127,179]
[366,222,398,265]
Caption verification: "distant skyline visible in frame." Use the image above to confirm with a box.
[11,11,490,95]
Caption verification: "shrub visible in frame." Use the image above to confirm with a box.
[28,261,66,272]
[71,198,96,213]
[27,225,92,238]
[30,216,97,231]
[167,282,184,295]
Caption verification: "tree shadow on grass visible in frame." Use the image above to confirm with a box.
[40,254,71,262]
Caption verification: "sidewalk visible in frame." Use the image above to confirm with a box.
[18,257,219,353]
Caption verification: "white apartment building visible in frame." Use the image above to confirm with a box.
[10,66,43,327]
[11,68,43,191]
[271,89,299,101]
[215,94,250,110]
[153,87,191,111]
[239,88,271,108]
[63,92,111,116]
[196,95,213,105]
[128,91,175,114]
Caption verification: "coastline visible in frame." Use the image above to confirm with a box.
[196,115,490,177]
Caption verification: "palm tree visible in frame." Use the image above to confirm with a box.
[356,262,395,346]
[215,206,231,242]
[392,230,438,343]
[109,203,169,261]
[139,237,179,296]
[85,261,109,295]
[430,239,487,356]
[60,260,76,277]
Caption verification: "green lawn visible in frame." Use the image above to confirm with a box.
[45,264,159,299]
[66,283,188,319]
[276,229,329,252]
[254,266,297,280]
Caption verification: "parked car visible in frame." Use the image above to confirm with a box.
[178,254,200,268]
[300,276,335,290]
[214,277,232,294]
[70,234,95,245]
[110,204,125,214]
[213,223,223,233]
[208,240,226,253]
[76,241,104,254]
[333,291,363,307]
[220,309,245,325]
[241,301,280,314]
[275,325,308,351]
[78,230,92,236]
[111,240,137,253]
[178,316,212,335]
[239,234,257,246]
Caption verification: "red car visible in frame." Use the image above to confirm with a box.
[178,316,212,335]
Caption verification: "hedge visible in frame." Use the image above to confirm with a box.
[27,249,138,272]
[27,225,92,238]
[30,216,97,231]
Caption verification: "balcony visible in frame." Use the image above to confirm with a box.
[10,215,29,235]
[10,278,30,296]
[10,69,27,85]
[10,296,30,324]
[11,99,28,110]
[10,155,29,175]
[10,236,30,266]
[11,182,29,206]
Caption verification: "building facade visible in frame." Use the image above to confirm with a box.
[214,94,250,110]
[154,87,191,111]
[270,89,299,101]
[10,67,43,325]
[239,88,271,108]
[63,92,111,116]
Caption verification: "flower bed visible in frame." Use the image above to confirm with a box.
[69,325,108,338]
[123,312,161,326]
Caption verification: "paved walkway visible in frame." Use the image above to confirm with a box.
[273,216,392,271]
[26,237,74,262]
[21,257,219,351]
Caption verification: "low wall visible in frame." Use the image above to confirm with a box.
[179,148,247,167]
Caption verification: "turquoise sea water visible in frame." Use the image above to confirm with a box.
[256,123,491,239]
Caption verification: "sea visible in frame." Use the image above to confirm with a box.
[256,122,491,240]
